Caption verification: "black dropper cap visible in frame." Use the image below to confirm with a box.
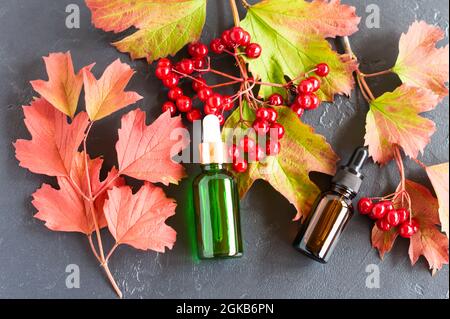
[332,146,369,195]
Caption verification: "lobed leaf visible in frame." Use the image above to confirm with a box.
[426,163,449,238]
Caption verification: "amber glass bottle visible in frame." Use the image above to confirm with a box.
[293,147,368,263]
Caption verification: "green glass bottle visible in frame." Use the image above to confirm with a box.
[193,115,243,259]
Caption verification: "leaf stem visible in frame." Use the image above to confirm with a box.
[82,121,123,298]
[229,0,240,26]
[88,234,101,263]
[361,69,393,78]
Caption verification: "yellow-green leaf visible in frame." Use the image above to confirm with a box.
[364,85,439,164]
[86,0,207,62]
[240,0,360,101]
[223,103,338,220]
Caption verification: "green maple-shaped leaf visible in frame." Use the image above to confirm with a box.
[223,103,338,220]
[240,0,360,101]
[364,84,439,164]
[86,0,207,62]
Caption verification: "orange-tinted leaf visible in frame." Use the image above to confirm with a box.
[33,153,123,234]
[86,0,207,62]
[116,109,189,185]
[371,179,449,273]
[83,59,142,121]
[14,98,89,177]
[103,183,177,252]
[393,21,449,101]
[364,85,439,164]
[406,180,448,272]
[426,163,449,237]
[371,227,399,259]
[31,52,94,118]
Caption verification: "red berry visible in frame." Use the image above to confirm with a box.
[315,63,330,77]
[266,108,278,123]
[189,42,208,58]
[197,87,213,102]
[268,93,284,106]
[386,210,401,227]
[204,103,218,115]
[186,109,202,122]
[162,74,179,88]
[168,87,183,101]
[370,203,387,220]
[217,114,225,126]
[382,201,395,212]
[241,31,251,47]
[305,93,320,110]
[176,96,192,112]
[192,77,207,91]
[157,58,171,68]
[221,30,233,48]
[230,27,245,45]
[233,159,248,173]
[358,197,373,215]
[308,76,321,92]
[252,119,270,135]
[296,94,312,109]
[162,101,177,116]
[245,43,262,58]
[298,79,314,94]
[228,144,241,161]
[377,218,392,232]
[239,136,256,153]
[398,219,420,238]
[248,145,266,162]
[187,43,197,57]
[192,57,206,69]
[222,95,234,111]
[396,208,410,224]
[256,108,270,121]
[155,66,171,80]
[270,122,285,139]
[176,58,194,74]
[207,93,223,109]
[210,38,226,54]
[266,140,281,156]
[291,103,305,118]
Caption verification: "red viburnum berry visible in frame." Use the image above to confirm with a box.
[162,101,177,116]
[186,109,202,122]
[315,63,330,77]
[268,93,283,106]
[168,87,183,101]
[245,43,262,58]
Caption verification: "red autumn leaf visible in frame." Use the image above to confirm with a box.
[103,183,177,252]
[371,179,449,273]
[426,163,449,237]
[33,153,124,234]
[116,109,189,185]
[14,98,89,177]
[31,52,94,118]
[406,179,449,273]
[371,227,399,259]
[83,59,143,121]
[393,21,449,101]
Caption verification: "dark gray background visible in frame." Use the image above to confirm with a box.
[0,0,448,299]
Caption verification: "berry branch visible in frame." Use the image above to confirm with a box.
[343,36,420,238]
[155,0,331,173]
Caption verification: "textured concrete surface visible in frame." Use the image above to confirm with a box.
[0,0,448,299]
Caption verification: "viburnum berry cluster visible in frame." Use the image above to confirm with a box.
[358,197,419,238]
[154,25,330,173]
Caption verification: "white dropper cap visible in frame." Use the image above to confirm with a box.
[200,115,224,164]
[202,114,222,143]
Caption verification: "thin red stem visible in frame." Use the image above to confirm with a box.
[361,69,392,78]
